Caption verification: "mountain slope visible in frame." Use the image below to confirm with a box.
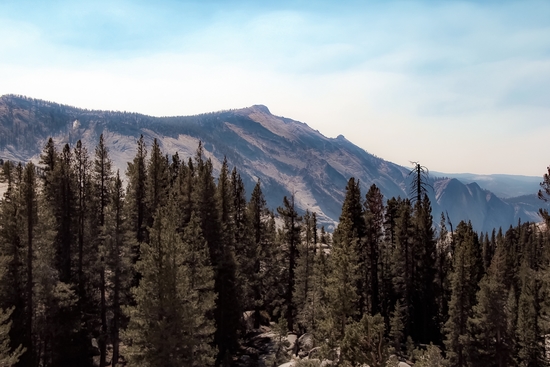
[432,171,541,199]
[0,94,546,232]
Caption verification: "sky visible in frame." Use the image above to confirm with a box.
[1,0,549,176]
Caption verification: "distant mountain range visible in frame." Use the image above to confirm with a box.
[431,172,542,199]
[0,94,547,233]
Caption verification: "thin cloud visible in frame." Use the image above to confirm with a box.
[0,0,549,175]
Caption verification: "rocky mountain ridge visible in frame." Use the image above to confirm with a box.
[0,94,546,233]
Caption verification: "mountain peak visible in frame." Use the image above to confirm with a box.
[336,134,348,142]
[249,105,271,114]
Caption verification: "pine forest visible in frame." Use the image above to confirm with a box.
[1,134,550,367]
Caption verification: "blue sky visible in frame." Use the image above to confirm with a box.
[1,0,549,175]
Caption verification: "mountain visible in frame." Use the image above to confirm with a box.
[0,94,547,232]
[431,178,538,232]
[431,171,542,199]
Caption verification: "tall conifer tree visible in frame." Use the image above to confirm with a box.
[126,134,148,245]
[102,171,131,366]
[92,135,114,367]
[0,162,27,363]
[125,205,216,367]
[215,158,241,365]
[364,184,384,316]
[72,140,97,366]
[22,163,37,366]
[230,167,250,313]
[391,198,414,339]
[515,262,545,366]
[337,178,366,319]
[277,195,302,332]
[246,179,279,328]
[411,195,439,344]
[444,221,483,367]
[435,212,452,337]
[467,240,513,367]
[145,138,169,224]
[294,210,318,333]
[322,221,360,343]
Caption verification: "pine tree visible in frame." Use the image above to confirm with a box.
[261,211,282,322]
[42,143,94,366]
[503,226,521,293]
[246,179,272,328]
[192,143,220,261]
[92,135,114,367]
[505,285,518,365]
[0,170,26,365]
[411,195,439,344]
[126,134,148,245]
[180,213,217,367]
[515,262,545,366]
[72,139,98,365]
[169,152,181,187]
[93,134,113,227]
[73,140,92,297]
[520,223,543,272]
[467,240,513,367]
[102,171,132,366]
[39,138,57,203]
[389,300,405,355]
[364,184,384,316]
[379,199,398,330]
[391,198,414,339]
[57,144,76,284]
[230,167,248,266]
[40,141,75,285]
[21,162,37,366]
[277,195,302,332]
[322,222,360,341]
[384,198,399,250]
[0,306,25,366]
[191,143,239,365]
[215,158,241,364]
[230,167,250,314]
[481,232,494,273]
[435,212,452,339]
[340,313,387,367]
[413,344,447,367]
[0,162,27,364]
[40,141,92,365]
[243,179,262,325]
[537,165,550,225]
[294,210,318,333]
[124,205,216,367]
[171,157,193,231]
[444,221,483,367]
[339,178,366,241]
[145,138,169,224]
[337,178,365,318]
[31,193,63,367]
[180,158,195,228]
[408,162,432,205]
[307,236,329,338]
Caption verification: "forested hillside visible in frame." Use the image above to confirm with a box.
[1,135,549,367]
[0,94,546,233]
